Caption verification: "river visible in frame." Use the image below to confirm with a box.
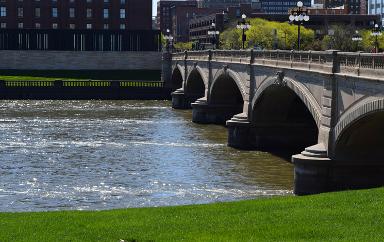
[0,100,293,212]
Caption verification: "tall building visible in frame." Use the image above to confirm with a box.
[261,0,311,14]
[0,0,152,30]
[324,0,367,14]
[197,0,253,8]
[157,0,197,35]
[368,0,384,24]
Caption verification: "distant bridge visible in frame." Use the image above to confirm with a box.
[161,49,384,195]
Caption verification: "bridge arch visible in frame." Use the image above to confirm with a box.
[210,68,246,105]
[251,76,322,127]
[249,75,321,152]
[185,66,207,99]
[333,98,384,160]
[204,68,245,124]
[171,64,185,91]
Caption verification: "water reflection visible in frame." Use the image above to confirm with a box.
[0,100,293,212]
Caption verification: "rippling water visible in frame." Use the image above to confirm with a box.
[0,100,293,212]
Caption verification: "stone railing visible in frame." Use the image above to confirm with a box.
[338,52,384,78]
[171,50,384,79]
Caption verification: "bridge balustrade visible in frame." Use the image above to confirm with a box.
[211,50,251,63]
[338,52,384,78]
[187,51,211,61]
[174,50,384,79]
[172,52,186,61]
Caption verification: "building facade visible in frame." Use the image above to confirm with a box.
[0,0,152,30]
[261,0,311,14]
[368,0,384,24]
[320,0,368,14]
[157,0,197,35]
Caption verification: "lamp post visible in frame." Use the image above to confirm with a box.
[164,28,174,52]
[289,1,309,51]
[208,22,220,49]
[371,24,382,53]
[236,14,251,49]
[352,30,362,51]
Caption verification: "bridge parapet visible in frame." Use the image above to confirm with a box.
[253,50,334,73]
[171,50,384,80]
[338,52,384,78]
[211,50,251,63]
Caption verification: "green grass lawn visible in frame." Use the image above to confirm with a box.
[0,70,161,81]
[1,187,383,241]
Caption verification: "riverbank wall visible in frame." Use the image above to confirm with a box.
[0,80,171,100]
[0,51,170,100]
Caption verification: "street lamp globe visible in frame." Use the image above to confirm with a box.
[242,14,246,19]
[297,1,303,7]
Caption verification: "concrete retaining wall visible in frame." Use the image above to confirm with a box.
[0,51,162,70]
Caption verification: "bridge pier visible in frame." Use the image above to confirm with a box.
[171,89,202,109]
[226,114,253,149]
[192,100,243,125]
[293,143,384,195]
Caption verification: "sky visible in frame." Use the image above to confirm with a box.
[152,0,158,16]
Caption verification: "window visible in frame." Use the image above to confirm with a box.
[35,8,40,18]
[103,9,109,18]
[0,7,6,17]
[103,23,109,29]
[18,22,23,29]
[52,8,58,17]
[17,7,23,17]
[70,0,75,2]
[87,0,92,2]
[69,23,75,29]
[120,0,126,4]
[104,0,109,3]
[86,8,92,18]
[120,9,125,19]
[69,8,75,18]
[52,23,58,29]
[86,23,92,29]
[35,23,40,28]
[0,22,6,28]
[120,23,125,29]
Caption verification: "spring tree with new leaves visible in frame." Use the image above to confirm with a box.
[220,18,315,50]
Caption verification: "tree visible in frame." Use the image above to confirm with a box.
[321,25,356,51]
[173,41,193,51]
[219,28,242,49]
[220,18,314,50]
[360,29,384,52]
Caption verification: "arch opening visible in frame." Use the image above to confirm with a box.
[185,69,205,100]
[171,67,183,92]
[251,85,318,154]
[208,74,244,124]
[335,112,384,161]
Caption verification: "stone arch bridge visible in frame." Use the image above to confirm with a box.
[161,50,384,195]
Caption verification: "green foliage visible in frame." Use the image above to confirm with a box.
[321,25,356,51]
[173,41,193,51]
[1,188,384,241]
[220,18,314,50]
[360,29,384,52]
[219,28,242,49]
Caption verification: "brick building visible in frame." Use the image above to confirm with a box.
[0,0,152,30]
[157,0,197,35]
[314,0,368,14]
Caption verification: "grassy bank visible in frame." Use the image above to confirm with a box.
[0,70,161,81]
[0,188,383,241]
